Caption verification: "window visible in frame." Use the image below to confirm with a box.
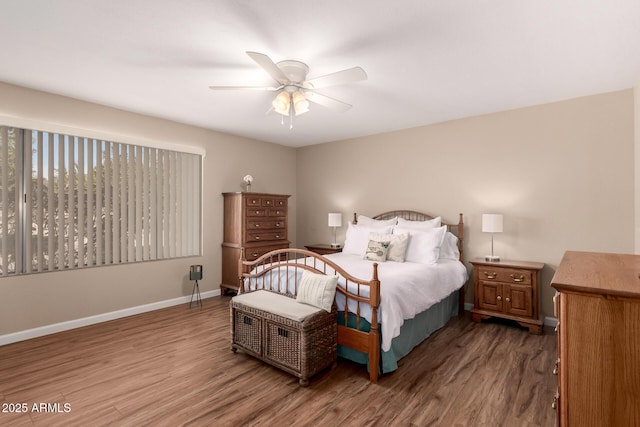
[0,126,202,276]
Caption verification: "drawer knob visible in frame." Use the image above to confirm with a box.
[252,252,258,258]
[497,295,502,301]
[483,272,497,279]
[255,224,260,227]
[553,359,559,375]
[275,222,281,227]
[510,274,525,282]
[275,235,280,239]
[505,297,510,303]
[255,236,260,240]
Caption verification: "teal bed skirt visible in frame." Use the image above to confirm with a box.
[337,290,460,374]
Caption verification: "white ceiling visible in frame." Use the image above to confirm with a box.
[1,1,640,147]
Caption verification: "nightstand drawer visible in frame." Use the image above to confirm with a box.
[477,267,532,285]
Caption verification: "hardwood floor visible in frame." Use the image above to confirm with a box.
[0,296,557,426]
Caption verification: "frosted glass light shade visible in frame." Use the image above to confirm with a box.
[482,214,503,233]
[272,92,290,116]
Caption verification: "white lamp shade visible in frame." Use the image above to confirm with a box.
[482,214,503,233]
[328,213,342,227]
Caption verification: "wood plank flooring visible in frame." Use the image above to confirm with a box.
[0,296,557,426]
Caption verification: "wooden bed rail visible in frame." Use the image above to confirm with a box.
[239,248,381,383]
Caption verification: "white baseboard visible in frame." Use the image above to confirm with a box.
[0,289,221,346]
[544,316,558,327]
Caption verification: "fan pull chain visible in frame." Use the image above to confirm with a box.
[289,102,294,130]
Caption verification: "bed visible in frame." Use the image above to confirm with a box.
[238,210,467,383]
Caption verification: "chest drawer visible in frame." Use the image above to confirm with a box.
[246,207,267,217]
[244,243,289,261]
[246,196,288,208]
[246,219,287,230]
[268,207,287,217]
[247,230,288,243]
[477,267,532,285]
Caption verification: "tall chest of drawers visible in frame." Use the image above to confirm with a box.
[551,251,640,426]
[221,192,290,294]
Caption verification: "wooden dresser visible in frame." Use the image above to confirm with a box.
[221,192,290,294]
[470,258,544,334]
[551,251,640,425]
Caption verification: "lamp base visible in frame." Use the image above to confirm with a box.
[330,242,341,248]
[485,255,500,262]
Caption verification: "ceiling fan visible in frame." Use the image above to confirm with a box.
[209,51,367,122]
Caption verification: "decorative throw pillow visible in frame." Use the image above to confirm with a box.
[296,270,338,312]
[342,222,393,255]
[369,232,410,262]
[363,240,390,262]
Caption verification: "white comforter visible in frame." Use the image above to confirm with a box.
[327,253,468,351]
[244,252,468,351]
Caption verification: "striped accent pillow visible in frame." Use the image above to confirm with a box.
[296,271,338,312]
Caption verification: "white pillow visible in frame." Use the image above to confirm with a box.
[396,216,441,230]
[357,215,397,227]
[342,222,393,255]
[369,232,410,262]
[395,226,447,264]
[363,240,389,262]
[296,270,338,312]
[439,232,460,260]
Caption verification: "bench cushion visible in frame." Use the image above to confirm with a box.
[232,290,322,322]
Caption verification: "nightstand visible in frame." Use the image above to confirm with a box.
[469,258,544,334]
[304,244,343,255]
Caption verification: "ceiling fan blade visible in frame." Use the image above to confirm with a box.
[246,51,288,84]
[304,91,352,112]
[209,85,282,91]
[306,66,367,89]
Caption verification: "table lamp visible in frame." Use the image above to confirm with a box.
[482,214,503,262]
[328,213,342,248]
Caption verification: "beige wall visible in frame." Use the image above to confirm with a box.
[0,82,297,336]
[296,90,635,321]
[0,82,634,337]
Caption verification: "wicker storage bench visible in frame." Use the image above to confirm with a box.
[231,290,337,386]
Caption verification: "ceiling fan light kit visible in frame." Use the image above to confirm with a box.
[210,51,367,128]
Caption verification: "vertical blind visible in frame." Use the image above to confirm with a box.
[0,126,202,276]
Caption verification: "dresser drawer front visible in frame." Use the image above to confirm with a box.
[246,207,268,217]
[261,198,287,208]
[247,230,288,243]
[478,267,532,285]
[268,208,286,217]
[246,219,287,230]
[246,197,263,207]
[244,243,289,261]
